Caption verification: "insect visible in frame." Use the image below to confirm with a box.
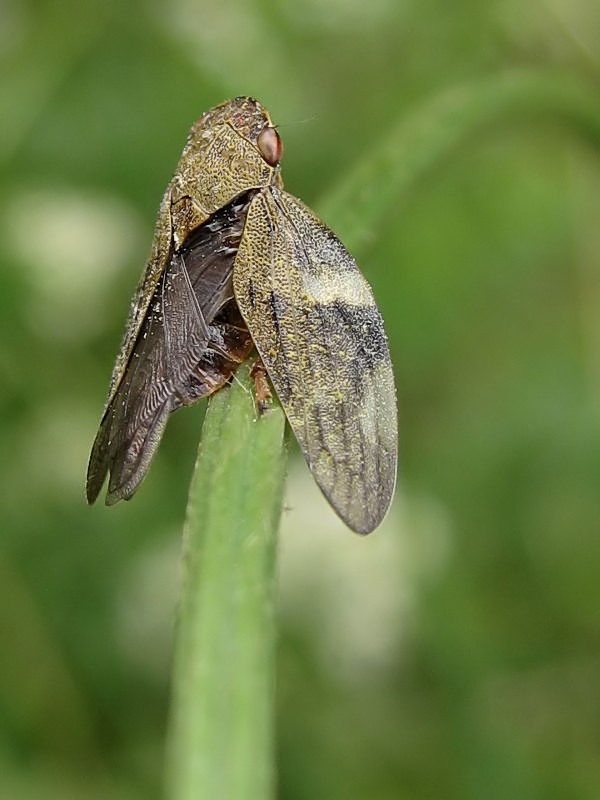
[87,97,397,534]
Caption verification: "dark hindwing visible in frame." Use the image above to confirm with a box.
[86,192,255,505]
[233,188,397,534]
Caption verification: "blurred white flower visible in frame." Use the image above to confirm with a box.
[278,457,452,684]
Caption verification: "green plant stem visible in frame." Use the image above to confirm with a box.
[165,363,286,800]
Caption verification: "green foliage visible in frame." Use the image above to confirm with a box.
[1,1,600,799]
[167,364,286,800]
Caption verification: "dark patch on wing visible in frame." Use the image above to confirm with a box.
[267,290,294,403]
[329,300,389,371]
[247,278,257,310]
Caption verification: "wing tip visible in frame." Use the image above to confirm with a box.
[323,457,397,535]
[344,496,395,535]
[86,459,106,506]
[85,484,100,506]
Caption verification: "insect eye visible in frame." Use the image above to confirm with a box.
[257,126,283,166]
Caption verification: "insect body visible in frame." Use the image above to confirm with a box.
[87,97,397,534]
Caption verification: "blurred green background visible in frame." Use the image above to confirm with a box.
[2,0,600,798]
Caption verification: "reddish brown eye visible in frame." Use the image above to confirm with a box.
[257,126,283,166]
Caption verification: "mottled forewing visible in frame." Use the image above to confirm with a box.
[233,188,397,534]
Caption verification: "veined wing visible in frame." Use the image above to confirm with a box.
[180,190,257,321]
[233,188,397,534]
[86,193,255,505]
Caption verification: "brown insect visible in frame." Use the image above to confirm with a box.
[87,98,397,533]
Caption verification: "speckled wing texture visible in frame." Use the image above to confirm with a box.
[86,194,254,505]
[233,188,397,534]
